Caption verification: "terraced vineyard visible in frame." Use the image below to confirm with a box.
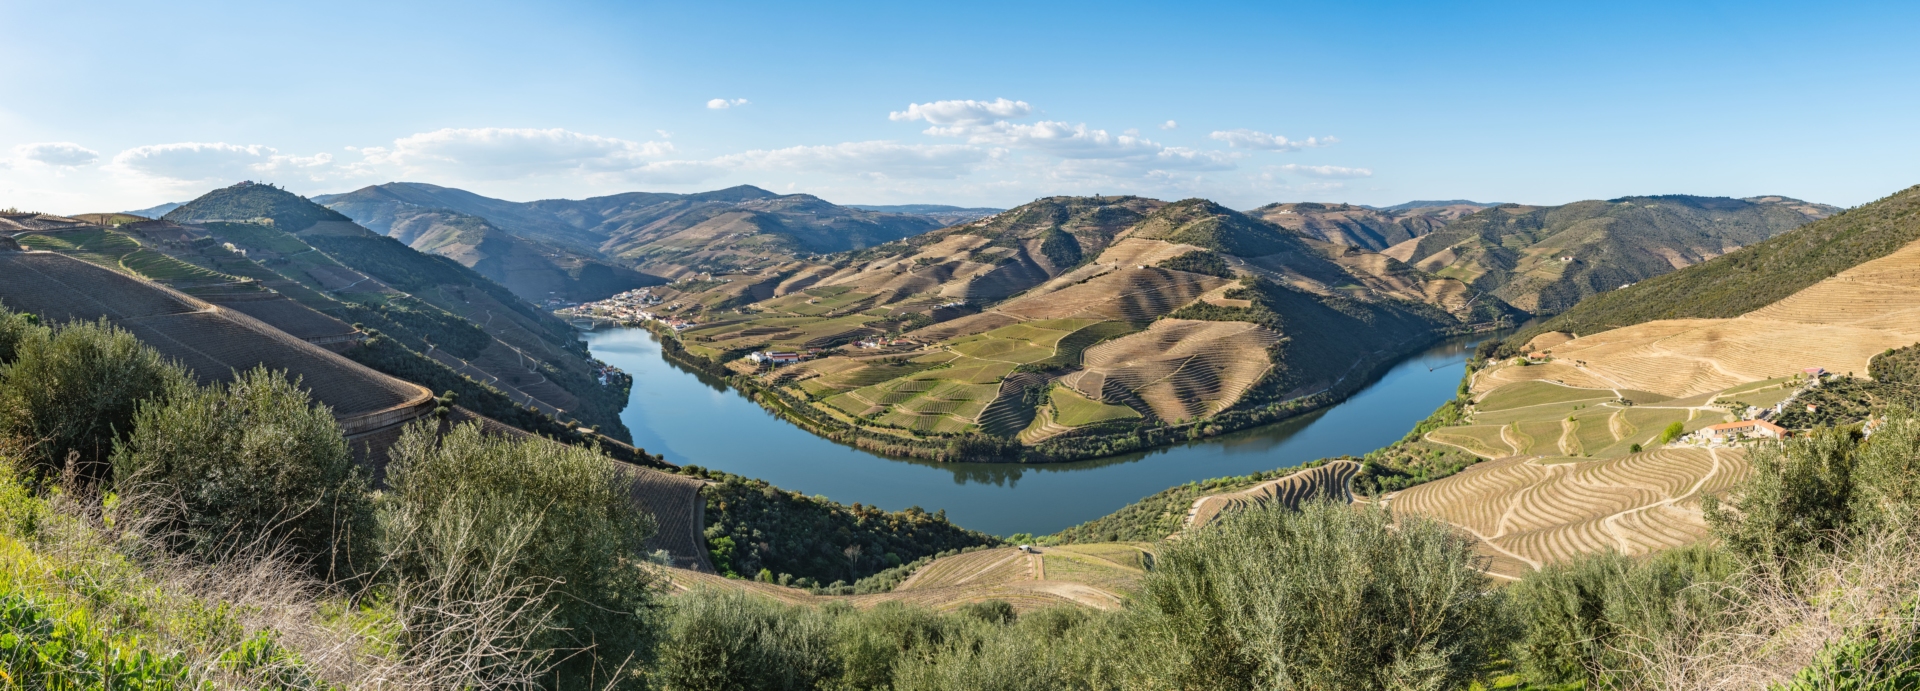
[1390,448,1749,579]
[17,228,240,286]
[1400,232,1920,577]
[1184,460,1360,532]
[662,543,1149,612]
[1061,319,1282,422]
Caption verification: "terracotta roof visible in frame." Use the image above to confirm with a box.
[1708,419,1786,434]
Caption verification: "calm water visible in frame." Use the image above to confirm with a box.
[583,328,1492,536]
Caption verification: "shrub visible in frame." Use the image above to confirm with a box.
[1506,545,1740,685]
[1659,421,1686,444]
[1706,427,1860,569]
[113,367,375,581]
[1137,500,1505,689]
[0,303,46,365]
[378,421,659,690]
[654,589,839,691]
[0,318,189,479]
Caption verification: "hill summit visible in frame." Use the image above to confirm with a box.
[163,181,350,232]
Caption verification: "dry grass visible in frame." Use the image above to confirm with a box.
[1391,448,1752,580]
[1612,525,1920,690]
[1,478,560,690]
[1476,239,1920,399]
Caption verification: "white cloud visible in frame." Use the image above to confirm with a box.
[109,142,281,182]
[1159,120,1178,130]
[716,141,994,180]
[1277,163,1372,178]
[889,98,1032,126]
[360,127,672,179]
[1208,129,1336,151]
[707,98,750,109]
[12,142,99,168]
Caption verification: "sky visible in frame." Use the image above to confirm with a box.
[3,0,1917,214]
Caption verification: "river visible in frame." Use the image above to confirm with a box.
[582,328,1492,537]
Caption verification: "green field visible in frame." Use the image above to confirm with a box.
[1427,425,1513,458]
[1050,387,1141,426]
[1475,380,1617,412]
[21,229,238,285]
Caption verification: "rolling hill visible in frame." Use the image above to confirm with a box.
[1248,201,1493,251]
[848,204,1003,225]
[152,182,634,439]
[317,182,954,282]
[629,194,1486,462]
[1387,194,1839,314]
[315,185,662,302]
[1497,186,1920,354]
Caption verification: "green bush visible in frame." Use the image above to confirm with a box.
[0,318,189,479]
[654,589,840,691]
[0,303,46,365]
[378,421,659,690]
[1705,427,1860,568]
[1137,500,1506,690]
[1506,546,1739,685]
[113,367,375,581]
[1659,421,1686,444]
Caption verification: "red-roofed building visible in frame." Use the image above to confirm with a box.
[1706,419,1787,441]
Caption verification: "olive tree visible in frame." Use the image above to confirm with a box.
[378,421,658,690]
[0,318,187,479]
[112,366,374,580]
[1137,500,1507,690]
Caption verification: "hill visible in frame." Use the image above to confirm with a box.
[163,180,352,230]
[1376,199,1503,212]
[1367,183,1920,578]
[316,185,662,302]
[123,201,184,218]
[1390,194,1838,314]
[849,204,1003,225]
[320,183,955,282]
[618,194,1480,463]
[1498,186,1920,355]
[155,183,634,438]
[1249,201,1488,251]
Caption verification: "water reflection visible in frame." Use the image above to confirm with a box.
[583,326,1501,536]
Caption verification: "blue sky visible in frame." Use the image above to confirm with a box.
[3,0,1917,213]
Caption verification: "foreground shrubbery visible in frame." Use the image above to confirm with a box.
[0,307,660,689]
[8,301,1920,688]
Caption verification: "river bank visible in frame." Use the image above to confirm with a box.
[584,327,1497,536]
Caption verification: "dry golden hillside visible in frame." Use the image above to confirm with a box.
[1394,234,1920,578]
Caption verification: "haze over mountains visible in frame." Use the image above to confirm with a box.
[312,183,979,297]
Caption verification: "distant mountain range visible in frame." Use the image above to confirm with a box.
[155,182,636,438]
[1387,195,1839,313]
[312,183,974,297]
[124,201,183,218]
[848,204,1002,225]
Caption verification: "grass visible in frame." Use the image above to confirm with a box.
[1049,387,1141,426]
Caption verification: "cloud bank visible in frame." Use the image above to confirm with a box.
[12,142,99,168]
[1208,129,1336,151]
